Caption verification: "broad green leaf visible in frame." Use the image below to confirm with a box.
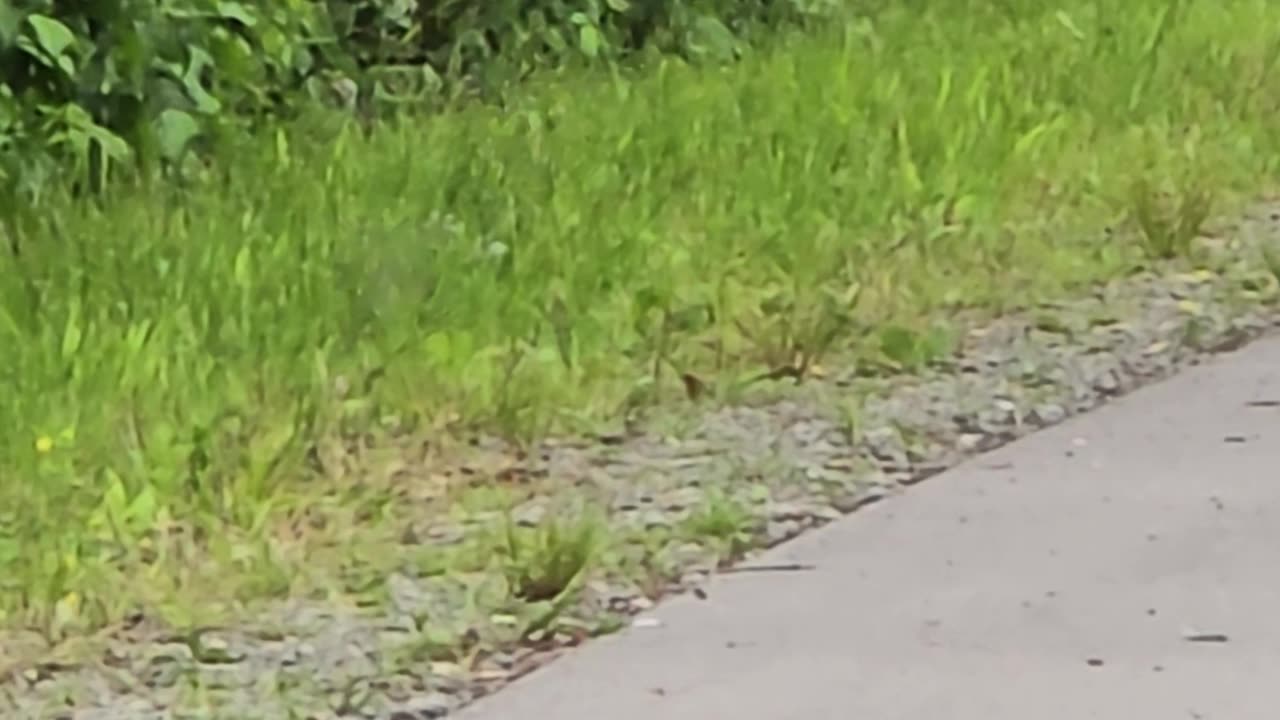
[61,105,132,161]
[84,124,131,161]
[128,485,158,528]
[687,15,738,61]
[183,45,223,114]
[26,14,75,58]
[19,14,77,77]
[579,24,601,59]
[878,325,918,366]
[215,1,257,27]
[0,3,21,45]
[154,108,200,161]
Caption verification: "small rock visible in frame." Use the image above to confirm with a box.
[811,505,842,522]
[763,520,802,547]
[611,496,641,512]
[640,509,673,530]
[278,642,307,668]
[386,573,430,616]
[766,501,812,522]
[429,661,465,679]
[661,486,706,512]
[487,652,517,669]
[1030,403,1066,426]
[987,399,1019,427]
[512,501,547,527]
[679,569,711,588]
[141,659,184,689]
[672,542,716,568]
[1091,369,1121,395]
[864,426,904,458]
[424,523,466,545]
[871,449,911,472]
[194,661,256,689]
[388,692,453,720]
[295,641,317,660]
[828,488,883,514]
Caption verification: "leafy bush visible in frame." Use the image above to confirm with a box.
[0,1,346,201]
[0,0,838,205]
[330,0,839,76]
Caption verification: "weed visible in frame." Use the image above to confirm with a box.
[1261,244,1280,288]
[1131,178,1215,260]
[684,493,755,563]
[837,396,866,448]
[877,324,956,372]
[496,514,601,603]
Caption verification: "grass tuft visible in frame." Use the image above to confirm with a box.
[498,515,601,604]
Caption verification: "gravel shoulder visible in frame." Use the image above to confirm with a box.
[457,313,1280,720]
[6,202,1280,719]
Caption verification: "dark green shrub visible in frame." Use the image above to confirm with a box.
[0,1,348,201]
[0,0,841,205]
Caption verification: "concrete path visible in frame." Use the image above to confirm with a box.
[457,335,1280,720]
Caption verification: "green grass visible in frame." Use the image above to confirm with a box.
[3,0,1280,637]
[684,492,756,564]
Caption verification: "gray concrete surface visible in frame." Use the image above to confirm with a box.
[457,335,1280,720]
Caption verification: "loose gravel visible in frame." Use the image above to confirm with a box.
[7,202,1280,719]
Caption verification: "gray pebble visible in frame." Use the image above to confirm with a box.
[766,501,813,522]
[387,692,453,720]
[1031,403,1067,426]
[511,501,547,527]
[639,509,674,530]
[764,520,803,547]
[661,486,707,512]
